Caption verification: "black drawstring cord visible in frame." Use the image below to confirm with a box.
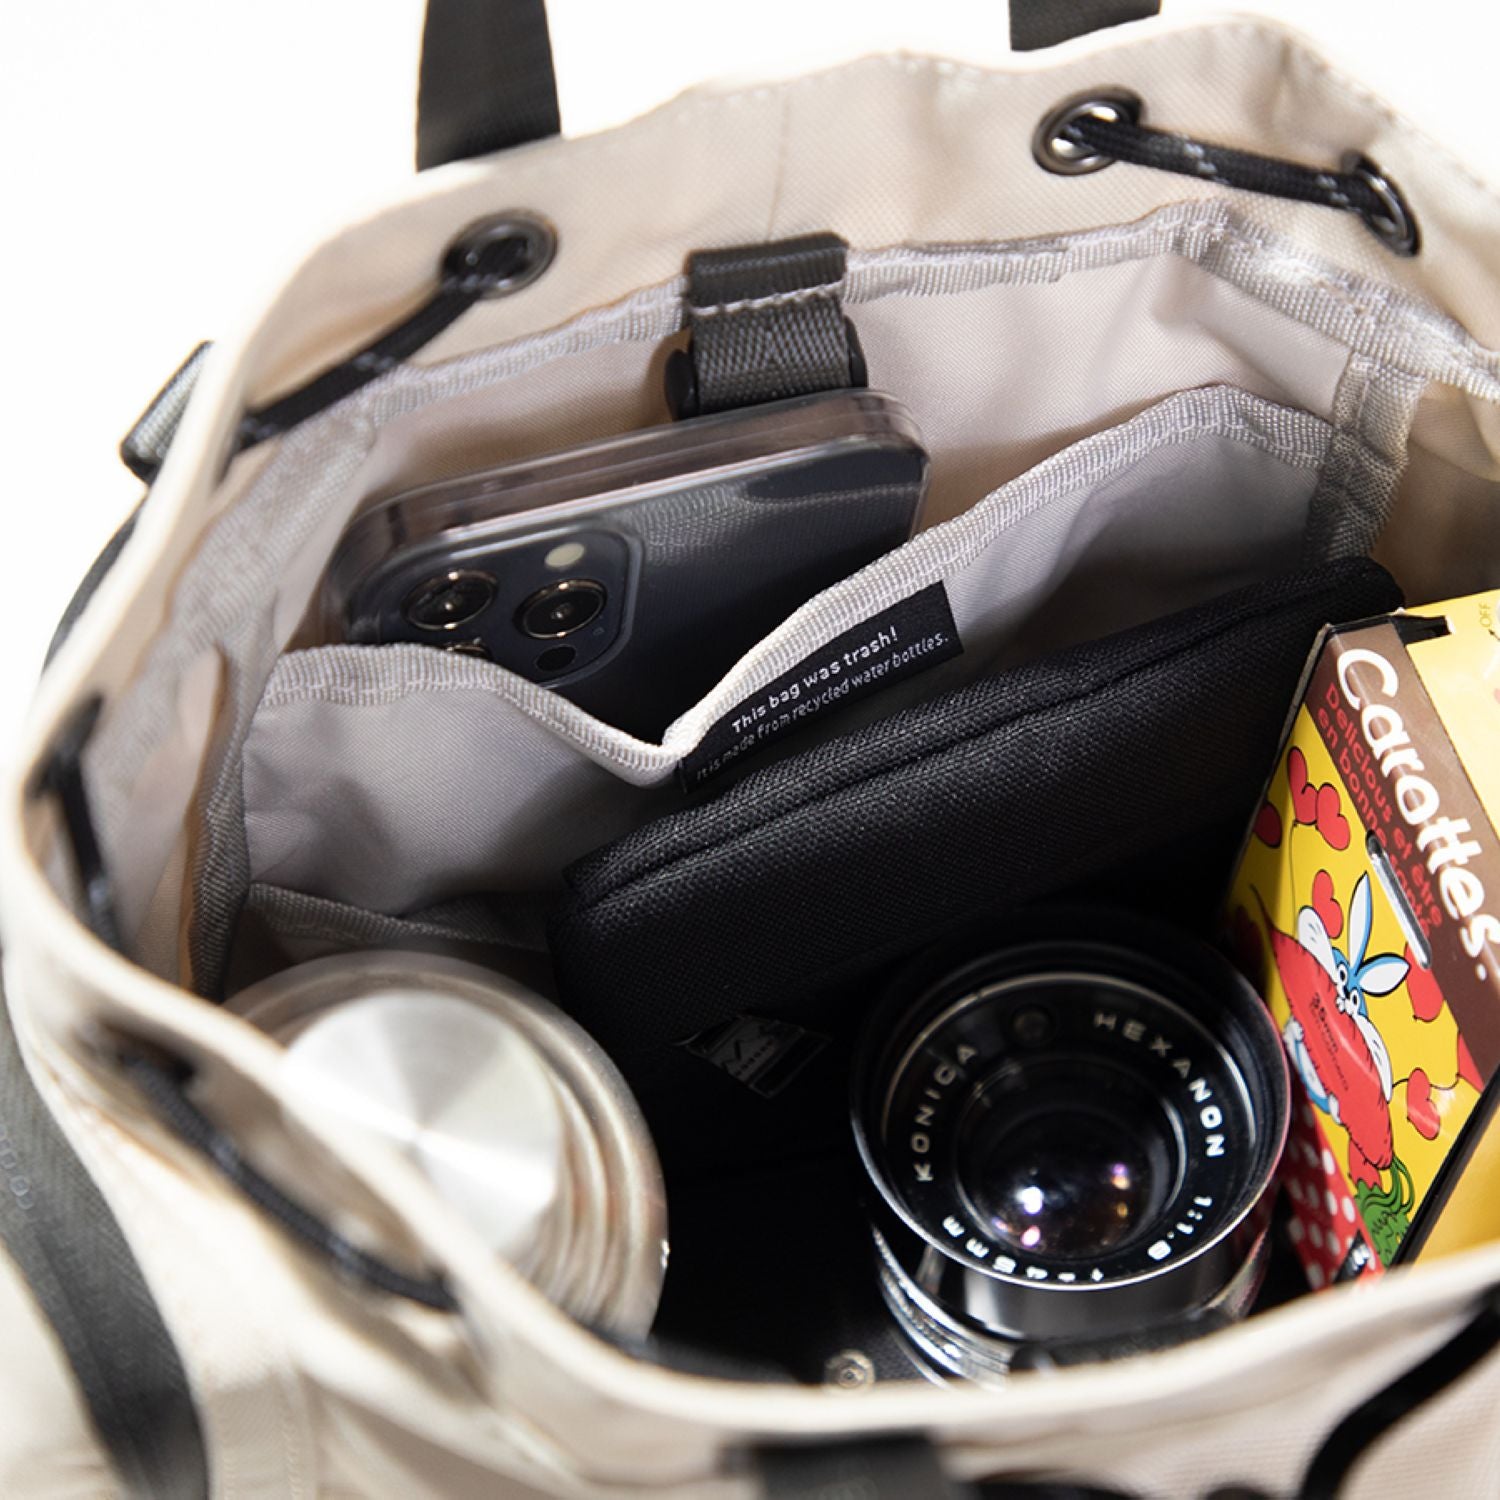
[1035,91,1420,256]
[1296,1284,1500,1498]
[122,1048,460,1313]
[1066,114,1384,214]
[28,702,459,1313]
[237,216,554,449]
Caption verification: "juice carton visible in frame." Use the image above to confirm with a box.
[1226,589,1500,1284]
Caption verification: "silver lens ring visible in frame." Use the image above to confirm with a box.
[851,911,1288,1379]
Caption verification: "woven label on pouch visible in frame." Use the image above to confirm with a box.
[678,583,962,789]
[678,1014,830,1097]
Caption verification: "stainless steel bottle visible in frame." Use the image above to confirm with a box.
[233,951,667,1336]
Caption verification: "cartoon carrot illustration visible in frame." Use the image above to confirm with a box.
[1255,875,1408,1191]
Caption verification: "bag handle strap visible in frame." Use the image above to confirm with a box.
[758,1438,1144,1497]
[1009,0,1159,50]
[417,0,561,169]
[0,971,207,1499]
[412,0,1163,169]
[758,1435,974,1498]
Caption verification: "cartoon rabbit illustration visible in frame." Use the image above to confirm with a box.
[1259,874,1409,1189]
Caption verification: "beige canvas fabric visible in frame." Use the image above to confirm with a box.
[5,11,1500,1496]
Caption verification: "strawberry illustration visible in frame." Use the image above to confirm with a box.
[1405,952,1445,1023]
[1405,1068,1441,1140]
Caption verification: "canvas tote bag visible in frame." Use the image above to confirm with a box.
[5,2,1500,1495]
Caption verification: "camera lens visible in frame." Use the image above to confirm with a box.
[851,911,1288,1381]
[516,579,606,639]
[403,570,497,631]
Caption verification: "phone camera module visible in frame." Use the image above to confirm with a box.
[517,579,607,639]
[404,570,497,631]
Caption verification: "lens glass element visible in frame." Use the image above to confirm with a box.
[958,1075,1171,1259]
[517,579,607,639]
[404,570,497,631]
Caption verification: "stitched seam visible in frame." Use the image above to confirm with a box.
[257,204,1500,472]
[843,217,1493,387]
[689,284,841,317]
[244,889,517,947]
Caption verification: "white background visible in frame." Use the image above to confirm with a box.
[2,0,1497,758]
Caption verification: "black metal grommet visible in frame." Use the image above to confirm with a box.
[1341,153,1421,257]
[442,211,557,297]
[1033,88,1143,175]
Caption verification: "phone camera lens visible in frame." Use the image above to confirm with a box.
[536,645,577,673]
[517,580,606,639]
[404,570,497,631]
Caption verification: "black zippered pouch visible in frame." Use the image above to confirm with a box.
[550,557,1403,1090]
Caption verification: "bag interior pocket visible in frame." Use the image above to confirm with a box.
[230,384,1348,950]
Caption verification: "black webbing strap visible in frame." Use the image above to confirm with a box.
[46,506,142,669]
[118,341,212,485]
[759,1438,1145,1499]
[759,1435,974,1498]
[417,0,561,169]
[675,233,864,417]
[0,975,207,1498]
[1010,0,1160,51]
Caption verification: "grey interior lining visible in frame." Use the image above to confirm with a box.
[236,386,1337,920]
[225,885,555,1000]
[78,201,1500,988]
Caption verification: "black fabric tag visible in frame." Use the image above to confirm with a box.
[679,583,962,789]
[679,1014,830,1098]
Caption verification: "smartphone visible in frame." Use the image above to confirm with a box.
[321,390,929,740]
